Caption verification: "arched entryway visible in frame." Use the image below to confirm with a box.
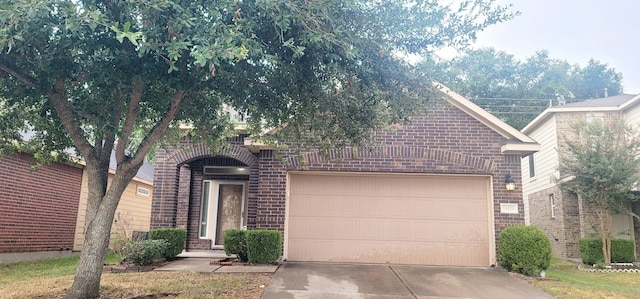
[151,142,258,250]
[185,156,251,249]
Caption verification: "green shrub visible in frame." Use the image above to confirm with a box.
[223,229,248,262]
[150,228,186,260]
[121,239,169,266]
[497,225,551,276]
[612,239,636,262]
[246,230,282,264]
[579,238,636,264]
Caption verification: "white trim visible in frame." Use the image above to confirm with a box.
[202,180,247,248]
[136,185,150,197]
[487,176,496,266]
[522,94,640,134]
[434,82,538,144]
[199,181,212,239]
[501,143,541,155]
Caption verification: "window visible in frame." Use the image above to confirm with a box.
[586,113,604,123]
[550,194,556,219]
[199,181,211,238]
[136,186,150,197]
[528,154,535,178]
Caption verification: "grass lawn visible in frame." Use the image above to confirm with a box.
[529,259,640,299]
[0,254,272,299]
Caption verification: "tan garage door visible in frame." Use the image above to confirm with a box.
[286,173,492,266]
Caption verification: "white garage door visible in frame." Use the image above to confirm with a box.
[286,172,493,266]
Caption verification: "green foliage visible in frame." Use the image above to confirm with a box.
[0,0,514,296]
[246,230,283,264]
[431,49,623,129]
[558,119,640,209]
[223,229,248,262]
[579,238,636,264]
[558,118,640,264]
[121,240,169,266]
[149,228,186,259]
[497,226,552,276]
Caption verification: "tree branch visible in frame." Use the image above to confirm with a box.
[47,78,96,162]
[129,89,188,168]
[116,82,144,165]
[0,60,38,87]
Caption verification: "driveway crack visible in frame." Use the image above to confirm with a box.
[388,266,417,299]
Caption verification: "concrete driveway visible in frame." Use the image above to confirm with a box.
[261,263,554,299]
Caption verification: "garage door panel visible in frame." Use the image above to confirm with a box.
[287,173,492,266]
[288,240,490,266]
[288,217,488,243]
[290,195,488,221]
[291,176,488,197]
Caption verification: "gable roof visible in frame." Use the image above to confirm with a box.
[433,83,540,156]
[522,93,640,134]
[246,83,541,156]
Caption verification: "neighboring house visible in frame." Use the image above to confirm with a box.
[0,151,153,262]
[151,85,539,267]
[73,154,155,251]
[521,93,640,259]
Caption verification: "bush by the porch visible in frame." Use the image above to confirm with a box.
[579,238,635,264]
[497,225,551,276]
[246,230,283,264]
[223,229,248,262]
[121,239,170,266]
[150,228,186,259]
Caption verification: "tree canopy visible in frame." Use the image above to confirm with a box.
[0,1,514,298]
[429,48,623,129]
[557,118,640,265]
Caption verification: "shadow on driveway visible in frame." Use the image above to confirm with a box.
[261,262,554,299]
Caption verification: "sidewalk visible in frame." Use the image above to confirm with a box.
[154,250,278,273]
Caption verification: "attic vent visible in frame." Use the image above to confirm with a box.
[203,166,250,175]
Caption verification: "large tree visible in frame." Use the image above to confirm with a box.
[0,0,513,298]
[558,118,640,265]
[431,49,623,129]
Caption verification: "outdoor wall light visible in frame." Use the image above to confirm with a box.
[505,173,516,191]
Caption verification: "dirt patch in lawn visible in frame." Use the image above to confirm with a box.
[0,271,272,299]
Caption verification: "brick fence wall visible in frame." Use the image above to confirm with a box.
[0,152,82,253]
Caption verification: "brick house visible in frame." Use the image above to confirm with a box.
[521,93,640,259]
[0,151,153,262]
[151,85,539,267]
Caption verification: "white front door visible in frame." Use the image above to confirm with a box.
[199,181,246,247]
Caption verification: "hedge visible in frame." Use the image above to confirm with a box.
[579,238,636,264]
[497,225,551,276]
[246,230,283,264]
[223,229,248,262]
[150,228,186,260]
[122,239,169,266]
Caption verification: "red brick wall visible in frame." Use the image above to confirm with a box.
[252,101,525,241]
[152,99,527,252]
[0,152,83,253]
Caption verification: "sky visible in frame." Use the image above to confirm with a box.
[466,0,640,94]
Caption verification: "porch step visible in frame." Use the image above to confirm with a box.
[177,250,232,259]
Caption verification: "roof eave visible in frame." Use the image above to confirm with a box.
[501,143,541,156]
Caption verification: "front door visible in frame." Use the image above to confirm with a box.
[199,181,245,247]
[215,184,244,245]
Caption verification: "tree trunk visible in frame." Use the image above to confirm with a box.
[596,208,612,265]
[65,163,140,299]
